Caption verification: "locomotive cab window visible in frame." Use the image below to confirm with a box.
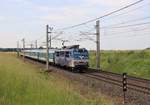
[60,51,65,57]
[78,49,84,53]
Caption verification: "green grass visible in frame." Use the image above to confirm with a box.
[0,53,114,105]
[89,50,150,79]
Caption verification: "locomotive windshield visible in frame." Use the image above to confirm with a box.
[73,49,88,60]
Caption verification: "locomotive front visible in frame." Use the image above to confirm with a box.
[72,48,89,68]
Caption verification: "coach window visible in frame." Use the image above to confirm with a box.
[65,51,69,57]
[56,52,59,57]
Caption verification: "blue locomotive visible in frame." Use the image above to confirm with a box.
[20,45,89,69]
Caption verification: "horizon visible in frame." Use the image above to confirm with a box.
[0,46,149,51]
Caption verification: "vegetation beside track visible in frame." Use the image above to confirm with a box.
[89,50,150,79]
[0,52,114,105]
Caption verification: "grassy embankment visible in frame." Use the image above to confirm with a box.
[0,52,114,105]
[89,50,150,79]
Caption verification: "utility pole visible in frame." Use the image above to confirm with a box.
[49,35,51,49]
[46,25,53,70]
[17,41,19,57]
[96,20,100,70]
[46,25,49,70]
[49,27,53,49]
[22,38,25,61]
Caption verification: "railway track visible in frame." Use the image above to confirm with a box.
[23,56,150,95]
[82,68,150,95]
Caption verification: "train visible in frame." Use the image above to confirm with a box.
[20,45,89,70]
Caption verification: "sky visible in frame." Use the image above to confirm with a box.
[0,0,150,50]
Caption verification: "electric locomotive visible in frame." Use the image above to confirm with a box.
[55,45,89,69]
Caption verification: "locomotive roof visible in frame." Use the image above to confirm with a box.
[55,48,87,52]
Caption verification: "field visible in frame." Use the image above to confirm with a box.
[0,52,114,105]
[89,50,150,79]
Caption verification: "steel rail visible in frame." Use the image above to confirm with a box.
[88,72,150,91]
[86,68,150,95]
[89,68,150,83]
[84,74,122,87]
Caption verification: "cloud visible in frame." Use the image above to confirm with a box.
[40,7,90,24]
[38,0,137,24]
[0,0,147,49]
[0,16,5,21]
[12,0,30,3]
[85,0,135,7]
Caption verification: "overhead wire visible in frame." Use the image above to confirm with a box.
[101,16,150,29]
[80,31,96,42]
[102,2,150,21]
[43,0,145,46]
[102,31,150,39]
[55,0,144,31]
[102,27,150,37]
[21,0,148,48]
[103,21,150,29]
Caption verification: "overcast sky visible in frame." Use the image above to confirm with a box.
[0,0,150,50]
